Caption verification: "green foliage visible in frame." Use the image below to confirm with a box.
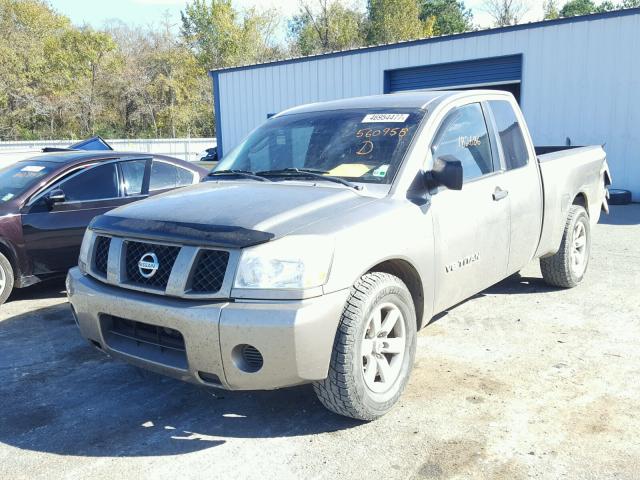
[0,0,217,140]
[367,0,434,44]
[180,0,281,69]
[288,1,366,56]
[420,0,473,36]
[558,0,637,17]
[483,0,528,26]
[543,0,560,19]
[560,0,597,16]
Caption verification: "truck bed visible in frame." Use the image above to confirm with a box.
[535,145,610,258]
[534,145,585,156]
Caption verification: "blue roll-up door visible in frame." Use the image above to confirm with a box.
[385,54,522,93]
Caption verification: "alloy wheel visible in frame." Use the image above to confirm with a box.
[361,302,406,393]
[571,221,588,277]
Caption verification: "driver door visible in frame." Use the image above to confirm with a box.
[429,103,511,312]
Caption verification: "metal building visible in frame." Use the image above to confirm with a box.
[210,8,640,199]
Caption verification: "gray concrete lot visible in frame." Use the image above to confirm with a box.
[1,205,639,480]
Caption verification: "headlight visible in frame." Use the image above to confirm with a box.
[78,229,93,274]
[234,236,334,289]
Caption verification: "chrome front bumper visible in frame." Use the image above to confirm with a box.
[66,268,349,390]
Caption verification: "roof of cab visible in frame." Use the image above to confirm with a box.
[276,90,514,118]
[276,91,458,117]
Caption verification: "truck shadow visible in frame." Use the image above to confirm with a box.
[482,272,559,295]
[0,303,360,458]
[427,272,558,326]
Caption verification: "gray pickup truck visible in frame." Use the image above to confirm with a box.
[67,91,610,420]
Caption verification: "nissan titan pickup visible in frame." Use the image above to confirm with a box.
[67,91,610,420]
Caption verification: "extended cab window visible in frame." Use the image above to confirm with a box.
[489,100,529,170]
[58,163,119,202]
[431,103,494,182]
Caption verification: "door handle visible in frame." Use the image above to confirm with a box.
[493,187,509,201]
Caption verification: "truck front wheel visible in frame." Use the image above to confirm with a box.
[540,205,591,288]
[0,252,15,305]
[313,272,417,421]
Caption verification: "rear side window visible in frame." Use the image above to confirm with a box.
[431,103,494,182]
[58,163,119,202]
[149,161,194,191]
[489,100,529,170]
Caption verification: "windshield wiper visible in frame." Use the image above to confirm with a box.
[206,169,270,182]
[257,168,362,190]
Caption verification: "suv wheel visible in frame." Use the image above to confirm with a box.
[313,272,417,420]
[0,252,15,305]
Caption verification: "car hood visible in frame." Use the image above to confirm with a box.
[103,181,377,242]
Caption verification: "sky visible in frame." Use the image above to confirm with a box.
[47,0,548,41]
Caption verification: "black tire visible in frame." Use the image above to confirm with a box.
[0,252,15,305]
[540,205,591,288]
[313,272,417,421]
[608,189,632,206]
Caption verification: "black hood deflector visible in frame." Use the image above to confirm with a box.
[90,215,274,249]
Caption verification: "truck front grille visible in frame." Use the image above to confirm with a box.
[93,236,111,277]
[86,233,234,299]
[124,240,180,289]
[101,315,187,370]
[190,250,230,293]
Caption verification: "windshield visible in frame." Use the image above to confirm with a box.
[216,108,425,184]
[0,162,54,203]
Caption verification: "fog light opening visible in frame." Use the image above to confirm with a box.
[231,344,263,373]
[198,371,222,386]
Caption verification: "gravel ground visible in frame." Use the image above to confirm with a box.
[0,205,638,480]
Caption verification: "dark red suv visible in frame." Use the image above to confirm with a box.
[0,151,207,304]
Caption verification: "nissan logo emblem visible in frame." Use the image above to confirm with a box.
[138,252,160,279]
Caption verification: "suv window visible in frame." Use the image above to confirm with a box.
[431,103,494,182]
[489,100,529,170]
[149,161,194,191]
[58,163,119,202]
[120,159,147,196]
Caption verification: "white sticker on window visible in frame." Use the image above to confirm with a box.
[21,165,45,173]
[372,165,390,177]
[2,193,14,201]
[362,114,409,123]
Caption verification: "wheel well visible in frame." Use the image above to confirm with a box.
[368,259,425,330]
[0,242,17,277]
[573,192,588,212]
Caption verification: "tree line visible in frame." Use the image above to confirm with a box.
[0,0,637,141]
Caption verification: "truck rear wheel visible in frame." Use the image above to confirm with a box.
[0,252,14,305]
[313,272,416,421]
[540,205,591,288]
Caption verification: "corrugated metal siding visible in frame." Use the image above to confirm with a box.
[386,55,522,92]
[216,12,640,199]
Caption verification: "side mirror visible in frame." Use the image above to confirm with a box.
[429,155,463,191]
[46,189,66,205]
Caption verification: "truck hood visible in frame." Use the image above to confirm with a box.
[103,181,376,243]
